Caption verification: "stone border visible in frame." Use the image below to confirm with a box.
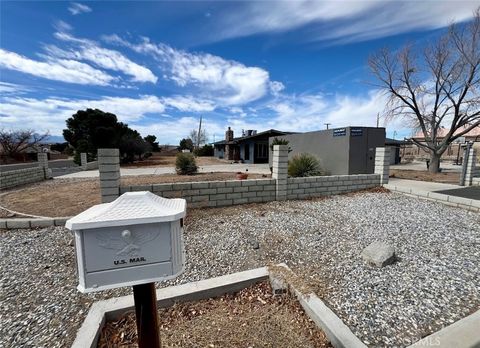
[72,265,366,348]
[384,183,480,213]
[0,217,71,229]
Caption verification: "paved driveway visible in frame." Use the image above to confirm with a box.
[435,186,480,201]
[56,163,271,178]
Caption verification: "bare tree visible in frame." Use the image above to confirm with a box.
[0,129,49,162]
[188,129,208,148]
[369,8,480,172]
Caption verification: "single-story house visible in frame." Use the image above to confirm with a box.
[270,127,386,175]
[213,128,291,164]
[385,138,411,165]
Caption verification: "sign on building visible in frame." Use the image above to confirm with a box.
[333,128,347,137]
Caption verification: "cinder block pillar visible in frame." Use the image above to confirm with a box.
[272,145,288,201]
[464,146,477,186]
[375,147,390,185]
[37,152,51,179]
[98,148,120,203]
[80,152,88,170]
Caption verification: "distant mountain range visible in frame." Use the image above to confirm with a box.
[39,135,66,144]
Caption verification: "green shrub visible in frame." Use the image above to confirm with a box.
[175,153,198,175]
[270,137,292,152]
[193,144,214,156]
[288,153,325,177]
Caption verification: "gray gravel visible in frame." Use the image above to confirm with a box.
[1,192,479,347]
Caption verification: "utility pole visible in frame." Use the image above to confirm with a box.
[376,113,380,128]
[196,116,202,149]
[324,123,331,130]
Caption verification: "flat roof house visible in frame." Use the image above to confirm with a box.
[213,128,290,164]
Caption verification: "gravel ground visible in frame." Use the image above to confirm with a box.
[1,192,479,348]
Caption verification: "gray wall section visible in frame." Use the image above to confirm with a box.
[270,127,385,175]
[348,128,386,174]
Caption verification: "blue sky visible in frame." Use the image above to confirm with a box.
[0,1,478,144]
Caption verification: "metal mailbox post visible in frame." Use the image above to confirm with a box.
[66,191,187,347]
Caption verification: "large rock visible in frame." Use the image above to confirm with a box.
[361,241,396,267]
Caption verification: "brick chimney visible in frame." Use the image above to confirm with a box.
[225,127,234,142]
[225,127,234,160]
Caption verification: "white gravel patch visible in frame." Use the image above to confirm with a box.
[1,192,479,347]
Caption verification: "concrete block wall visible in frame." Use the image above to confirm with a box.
[121,179,276,208]
[464,147,477,186]
[374,147,390,184]
[287,174,381,200]
[37,152,51,179]
[272,145,288,201]
[0,167,46,190]
[98,148,120,203]
[86,161,99,170]
[81,152,99,170]
[80,153,88,170]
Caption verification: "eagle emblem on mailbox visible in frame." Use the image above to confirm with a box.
[96,229,160,256]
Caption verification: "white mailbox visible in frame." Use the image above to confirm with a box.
[65,191,186,293]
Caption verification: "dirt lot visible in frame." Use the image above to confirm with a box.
[0,172,270,217]
[390,169,460,184]
[121,154,227,168]
[98,281,331,348]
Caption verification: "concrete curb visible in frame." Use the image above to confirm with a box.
[72,265,366,348]
[384,184,480,212]
[0,217,71,229]
[407,310,480,348]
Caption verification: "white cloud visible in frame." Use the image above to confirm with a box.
[269,81,285,96]
[0,48,115,86]
[104,35,272,105]
[210,1,478,44]
[46,32,157,83]
[0,82,30,94]
[68,2,92,15]
[53,20,73,32]
[162,96,215,112]
[0,95,165,135]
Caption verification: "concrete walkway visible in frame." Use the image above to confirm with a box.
[56,163,271,179]
[388,178,480,204]
[391,161,462,173]
[388,178,461,192]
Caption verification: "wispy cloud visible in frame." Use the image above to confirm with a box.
[68,2,92,15]
[209,1,478,44]
[0,95,165,134]
[0,89,408,143]
[103,35,281,105]
[45,32,157,83]
[163,96,215,112]
[53,20,73,32]
[0,48,114,86]
[0,82,30,94]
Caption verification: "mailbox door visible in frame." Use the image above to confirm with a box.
[82,222,171,273]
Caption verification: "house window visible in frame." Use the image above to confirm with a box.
[256,143,268,158]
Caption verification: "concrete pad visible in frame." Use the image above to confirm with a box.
[408,310,480,348]
[57,163,271,179]
[389,178,461,192]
